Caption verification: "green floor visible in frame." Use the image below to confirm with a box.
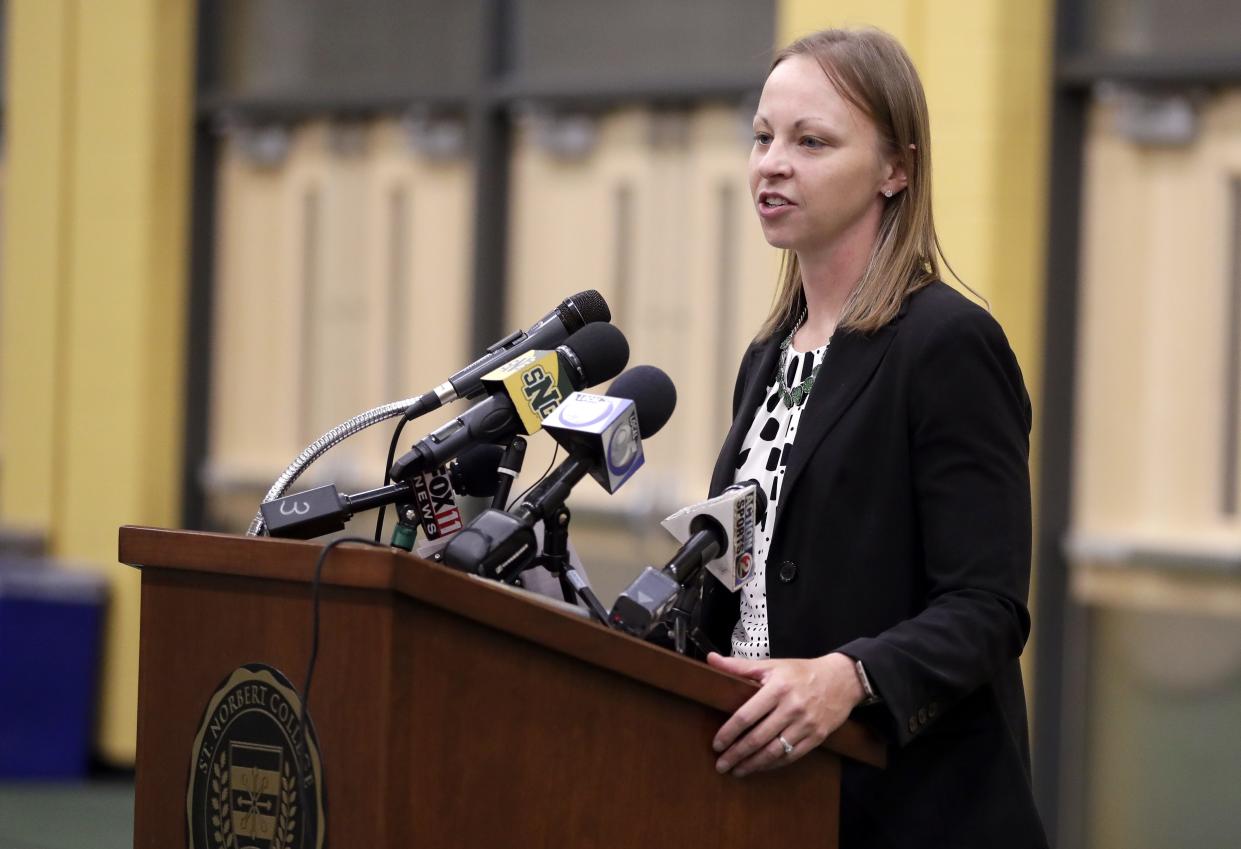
[0,779,133,849]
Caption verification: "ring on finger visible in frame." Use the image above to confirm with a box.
[777,735,795,756]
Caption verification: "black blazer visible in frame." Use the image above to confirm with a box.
[703,282,1048,848]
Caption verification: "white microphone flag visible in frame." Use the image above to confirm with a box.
[660,485,758,591]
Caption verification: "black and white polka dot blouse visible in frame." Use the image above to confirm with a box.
[730,338,828,660]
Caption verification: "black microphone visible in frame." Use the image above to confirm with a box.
[609,481,767,636]
[404,442,508,541]
[515,365,677,522]
[389,323,629,483]
[440,365,677,580]
[489,437,527,509]
[449,442,506,498]
[260,443,506,540]
[403,290,611,420]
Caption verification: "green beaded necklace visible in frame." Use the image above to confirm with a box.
[777,309,826,408]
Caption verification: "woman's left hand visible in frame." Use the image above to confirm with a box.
[707,651,865,777]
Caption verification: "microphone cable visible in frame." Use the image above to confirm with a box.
[300,535,387,738]
[507,445,559,511]
[373,416,410,543]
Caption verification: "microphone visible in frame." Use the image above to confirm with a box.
[389,322,629,483]
[404,290,611,420]
[407,442,506,541]
[608,481,767,637]
[440,365,677,580]
[260,443,506,540]
[449,442,507,499]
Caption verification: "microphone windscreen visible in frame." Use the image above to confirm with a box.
[450,443,505,497]
[563,323,630,386]
[562,289,611,326]
[608,365,677,438]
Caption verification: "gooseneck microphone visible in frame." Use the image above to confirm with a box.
[403,290,612,420]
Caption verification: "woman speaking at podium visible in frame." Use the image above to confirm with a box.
[699,28,1048,848]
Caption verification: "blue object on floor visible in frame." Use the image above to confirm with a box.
[0,562,107,778]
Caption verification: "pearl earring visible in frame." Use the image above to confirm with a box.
[883,189,894,198]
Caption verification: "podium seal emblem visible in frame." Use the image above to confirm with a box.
[187,664,325,849]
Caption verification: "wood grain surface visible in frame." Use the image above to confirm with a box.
[121,526,884,848]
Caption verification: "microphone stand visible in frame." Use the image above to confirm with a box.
[490,436,526,509]
[523,505,611,626]
[662,574,721,657]
[396,436,525,551]
[261,479,417,542]
[657,580,695,654]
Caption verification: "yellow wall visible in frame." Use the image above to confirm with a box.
[507,106,778,513]
[0,0,195,763]
[206,118,475,525]
[778,0,1051,407]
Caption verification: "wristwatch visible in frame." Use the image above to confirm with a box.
[854,658,881,706]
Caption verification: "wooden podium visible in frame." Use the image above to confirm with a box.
[120,526,884,848]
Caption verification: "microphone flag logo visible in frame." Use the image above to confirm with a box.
[661,485,759,591]
[603,408,642,479]
[542,392,645,493]
[411,465,464,539]
[481,350,573,434]
[732,492,757,585]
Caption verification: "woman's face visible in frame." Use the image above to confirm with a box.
[748,55,895,260]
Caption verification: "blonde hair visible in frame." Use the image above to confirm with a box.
[756,27,966,340]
